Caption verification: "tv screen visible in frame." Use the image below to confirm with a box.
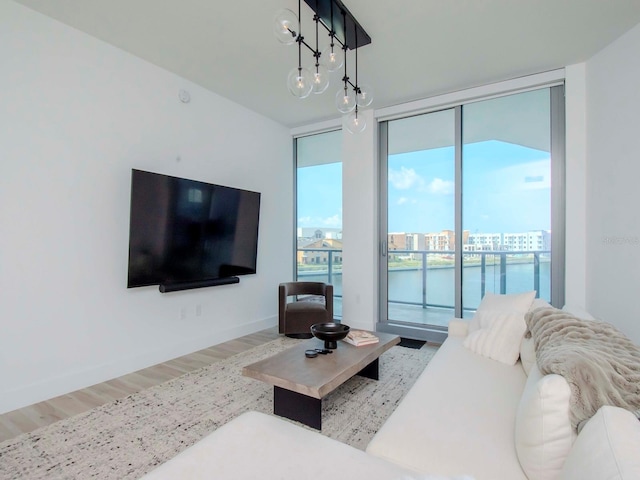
[127,169,260,289]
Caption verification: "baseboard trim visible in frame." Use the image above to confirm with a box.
[0,316,277,415]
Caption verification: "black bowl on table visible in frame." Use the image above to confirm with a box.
[310,322,350,350]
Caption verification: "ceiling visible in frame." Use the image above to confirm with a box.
[14,0,640,129]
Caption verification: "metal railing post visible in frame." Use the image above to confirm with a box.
[480,253,486,299]
[422,251,427,309]
[500,253,507,294]
[328,251,333,284]
[534,252,540,297]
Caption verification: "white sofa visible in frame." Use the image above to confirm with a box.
[366,298,640,480]
[141,299,640,480]
[367,319,528,479]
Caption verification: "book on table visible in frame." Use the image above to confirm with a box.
[343,330,379,346]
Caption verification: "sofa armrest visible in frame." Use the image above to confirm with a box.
[140,411,417,480]
[448,318,470,337]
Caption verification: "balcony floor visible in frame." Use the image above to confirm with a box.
[334,297,458,329]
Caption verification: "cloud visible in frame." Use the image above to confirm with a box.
[397,197,419,206]
[298,214,342,228]
[427,178,454,195]
[389,168,454,197]
[322,214,342,227]
[389,167,423,190]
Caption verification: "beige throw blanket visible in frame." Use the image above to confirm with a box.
[525,306,640,431]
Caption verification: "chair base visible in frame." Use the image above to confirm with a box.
[285,333,313,339]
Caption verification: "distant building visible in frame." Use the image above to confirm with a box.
[387,233,427,260]
[425,230,452,251]
[297,238,343,265]
[297,227,342,240]
[406,233,426,251]
[300,227,550,258]
[468,233,502,251]
[388,233,408,251]
[503,230,550,251]
[423,230,469,251]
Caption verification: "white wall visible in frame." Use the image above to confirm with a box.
[338,63,640,345]
[585,22,640,344]
[0,2,292,413]
[564,63,587,310]
[341,110,378,331]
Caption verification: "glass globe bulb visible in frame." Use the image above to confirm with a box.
[287,67,313,99]
[346,110,366,134]
[311,64,330,94]
[273,9,298,45]
[335,88,356,113]
[321,45,344,72]
[356,83,374,108]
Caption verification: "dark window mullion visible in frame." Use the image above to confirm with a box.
[454,105,463,318]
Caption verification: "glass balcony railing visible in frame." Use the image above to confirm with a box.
[297,248,551,322]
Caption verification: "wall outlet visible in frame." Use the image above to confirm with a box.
[180,307,187,320]
[195,304,202,317]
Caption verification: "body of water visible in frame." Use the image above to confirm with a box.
[299,262,551,311]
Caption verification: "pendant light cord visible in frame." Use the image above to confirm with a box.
[342,10,348,95]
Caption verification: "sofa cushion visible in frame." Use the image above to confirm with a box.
[464,291,536,365]
[287,299,327,312]
[515,364,575,480]
[367,336,528,480]
[140,411,421,480]
[559,406,640,480]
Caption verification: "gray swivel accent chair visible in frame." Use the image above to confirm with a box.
[278,282,334,338]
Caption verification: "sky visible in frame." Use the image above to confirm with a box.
[297,140,551,234]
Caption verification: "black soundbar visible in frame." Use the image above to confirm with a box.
[159,276,240,293]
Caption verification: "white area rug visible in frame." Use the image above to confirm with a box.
[0,337,437,479]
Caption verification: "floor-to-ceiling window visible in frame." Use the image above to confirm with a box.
[461,89,553,315]
[379,86,564,341]
[380,109,456,333]
[295,130,343,317]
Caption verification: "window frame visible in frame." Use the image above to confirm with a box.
[377,84,566,342]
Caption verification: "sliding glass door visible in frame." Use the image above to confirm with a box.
[379,86,564,341]
[380,109,456,334]
[295,130,343,317]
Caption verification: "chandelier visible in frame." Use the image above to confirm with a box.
[274,0,372,133]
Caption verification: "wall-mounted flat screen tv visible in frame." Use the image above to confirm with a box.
[127,169,260,289]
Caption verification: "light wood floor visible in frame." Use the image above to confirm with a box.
[0,327,280,443]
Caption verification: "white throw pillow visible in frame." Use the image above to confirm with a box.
[469,291,536,332]
[529,297,552,312]
[463,291,536,365]
[559,406,640,480]
[515,364,576,480]
[464,312,527,365]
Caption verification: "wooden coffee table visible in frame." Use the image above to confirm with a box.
[242,331,400,429]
